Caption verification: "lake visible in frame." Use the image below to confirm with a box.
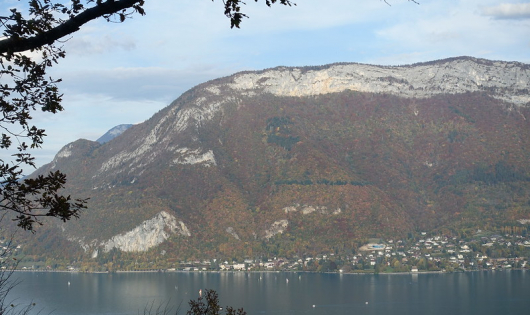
[7,270,530,315]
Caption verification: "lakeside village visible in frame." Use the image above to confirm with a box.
[175,231,530,274]
[4,230,530,273]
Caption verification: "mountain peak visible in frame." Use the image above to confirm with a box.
[96,124,133,144]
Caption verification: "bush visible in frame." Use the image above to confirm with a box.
[187,290,246,315]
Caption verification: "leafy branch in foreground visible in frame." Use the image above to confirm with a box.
[187,289,246,315]
[0,170,86,231]
[221,0,294,28]
[140,289,244,315]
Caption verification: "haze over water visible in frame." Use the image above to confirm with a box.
[9,270,530,315]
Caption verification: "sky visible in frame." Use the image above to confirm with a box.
[1,0,530,171]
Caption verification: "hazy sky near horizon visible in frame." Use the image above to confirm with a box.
[2,0,529,171]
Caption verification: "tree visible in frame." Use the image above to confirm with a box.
[188,289,246,315]
[0,0,293,231]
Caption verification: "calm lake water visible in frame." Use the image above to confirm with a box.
[7,270,530,315]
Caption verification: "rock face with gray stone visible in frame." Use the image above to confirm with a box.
[226,58,529,105]
[101,211,190,253]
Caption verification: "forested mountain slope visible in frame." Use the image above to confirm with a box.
[14,57,530,263]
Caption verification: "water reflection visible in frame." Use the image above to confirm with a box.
[7,270,530,315]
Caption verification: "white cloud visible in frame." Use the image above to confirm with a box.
[373,0,530,64]
[481,3,530,19]
[66,34,136,55]
[236,0,384,31]
[57,65,237,102]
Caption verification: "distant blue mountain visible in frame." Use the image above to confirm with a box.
[96,124,133,144]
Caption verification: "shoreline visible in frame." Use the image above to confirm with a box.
[12,268,528,275]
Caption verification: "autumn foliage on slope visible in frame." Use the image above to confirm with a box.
[13,89,530,262]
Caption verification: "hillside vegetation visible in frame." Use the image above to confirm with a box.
[8,58,530,267]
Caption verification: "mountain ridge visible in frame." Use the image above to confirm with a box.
[70,56,529,189]
[19,56,530,264]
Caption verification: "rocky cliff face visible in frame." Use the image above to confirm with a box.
[100,211,190,254]
[93,57,530,184]
[22,57,530,261]
[228,58,529,104]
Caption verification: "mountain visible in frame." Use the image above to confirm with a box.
[14,57,530,265]
[96,124,133,144]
